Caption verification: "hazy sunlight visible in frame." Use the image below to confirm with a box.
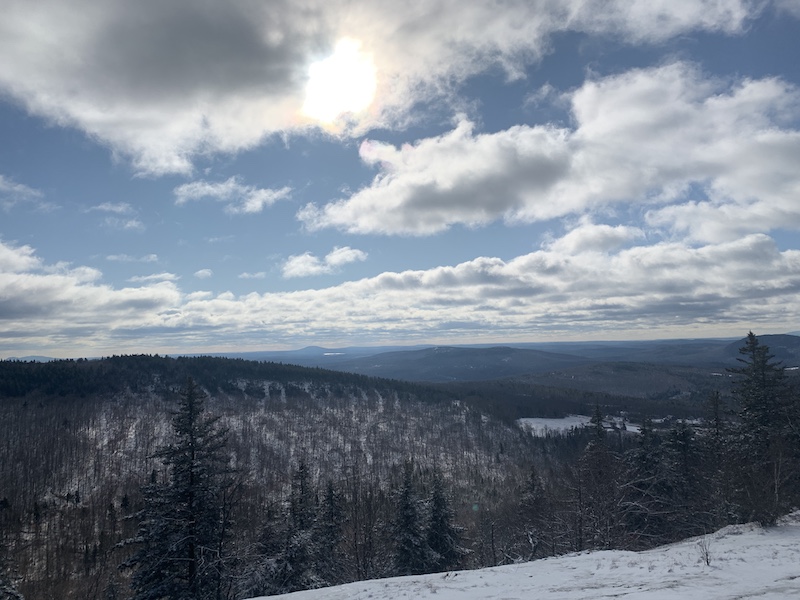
[302,38,377,123]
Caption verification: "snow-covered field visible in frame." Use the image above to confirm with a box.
[249,513,800,600]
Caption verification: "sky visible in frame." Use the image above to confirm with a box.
[1,0,800,358]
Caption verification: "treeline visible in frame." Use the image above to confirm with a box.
[0,354,431,400]
[1,333,799,598]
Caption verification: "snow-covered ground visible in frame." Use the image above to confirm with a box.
[249,513,800,600]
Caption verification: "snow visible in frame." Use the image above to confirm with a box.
[518,415,640,436]
[518,415,593,435]
[247,513,800,600]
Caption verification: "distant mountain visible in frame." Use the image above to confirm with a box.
[316,345,593,382]
[191,344,431,366]
[723,334,800,368]
[264,335,800,384]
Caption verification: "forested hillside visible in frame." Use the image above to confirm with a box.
[1,333,799,599]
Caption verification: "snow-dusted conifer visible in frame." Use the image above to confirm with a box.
[730,332,798,524]
[425,469,465,572]
[124,378,232,600]
[391,461,431,576]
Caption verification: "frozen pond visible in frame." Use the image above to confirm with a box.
[518,415,640,437]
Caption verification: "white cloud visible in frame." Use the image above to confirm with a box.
[545,219,645,254]
[3,233,800,355]
[298,119,571,235]
[0,239,41,272]
[300,63,800,242]
[0,174,46,211]
[174,177,291,214]
[282,246,368,278]
[128,272,179,283]
[88,202,134,214]
[238,271,267,279]
[0,239,181,354]
[194,269,213,279]
[103,217,145,232]
[106,253,159,263]
[0,1,761,175]
[776,0,800,18]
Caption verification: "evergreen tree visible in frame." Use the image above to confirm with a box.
[701,391,736,527]
[0,557,23,600]
[425,470,465,572]
[661,420,711,537]
[621,418,672,546]
[280,458,322,592]
[124,378,232,600]
[518,465,551,559]
[242,459,323,596]
[314,480,344,586]
[729,333,799,524]
[391,462,431,576]
[577,405,621,550]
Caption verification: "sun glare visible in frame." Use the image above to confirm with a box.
[302,38,377,123]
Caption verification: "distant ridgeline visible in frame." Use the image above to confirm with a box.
[0,354,412,399]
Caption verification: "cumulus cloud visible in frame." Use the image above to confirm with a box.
[194,269,213,279]
[0,239,180,354]
[545,219,645,254]
[282,246,368,278]
[238,271,267,279]
[0,1,762,175]
[0,239,41,272]
[3,233,800,355]
[301,62,800,242]
[174,177,291,214]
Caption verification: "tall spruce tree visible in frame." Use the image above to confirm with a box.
[281,458,322,592]
[621,418,673,546]
[425,469,464,572]
[124,378,232,600]
[578,405,621,550]
[390,462,431,576]
[314,480,344,587]
[729,332,798,524]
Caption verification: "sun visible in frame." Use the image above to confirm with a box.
[302,38,377,123]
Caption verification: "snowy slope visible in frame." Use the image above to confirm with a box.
[248,514,800,600]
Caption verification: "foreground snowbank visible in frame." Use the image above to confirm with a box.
[249,513,800,599]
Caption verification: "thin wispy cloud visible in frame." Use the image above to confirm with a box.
[103,217,145,232]
[128,272,179,283]
[87,202,134,214]
[0,175,47,211]
[174,177,291,214]
[107,254,159,263]
[194,269,213,279]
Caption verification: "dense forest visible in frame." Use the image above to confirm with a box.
[0,333,798,599]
